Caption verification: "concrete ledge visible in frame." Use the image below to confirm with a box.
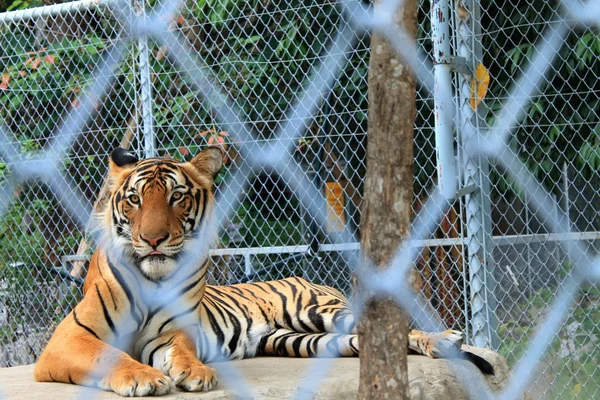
[0,346,514,399]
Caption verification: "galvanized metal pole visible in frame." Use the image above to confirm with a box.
[431,0,458,200]
[135,0,156,157]
[0,0,117,23]
[455,0,498,349]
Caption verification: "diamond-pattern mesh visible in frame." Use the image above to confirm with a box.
[0,0,599,399]
[476,1,600,398]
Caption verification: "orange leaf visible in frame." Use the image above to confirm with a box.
[44,55,55,64]
[19,70,26,77]
[470,63,490,110]
[0,73,10,90]
[71,98,80,109]
[177,15,185,25]
[24,58,33,66]
[218,131,229,136]
[216,136,225,144]
[207,136,215,145]
[178,147,189,156]
[31,58,41,70]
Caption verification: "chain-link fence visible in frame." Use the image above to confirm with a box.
[0,0,599,399]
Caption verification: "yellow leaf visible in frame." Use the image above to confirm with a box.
[470,63,490,110]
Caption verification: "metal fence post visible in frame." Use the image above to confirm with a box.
[431,0,458,200]
[135,0,155,157]
[454,0,498,349]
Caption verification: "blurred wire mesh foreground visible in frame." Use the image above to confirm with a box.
[0,0,599,399]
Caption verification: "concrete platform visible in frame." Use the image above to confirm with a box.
[0,348,513,399]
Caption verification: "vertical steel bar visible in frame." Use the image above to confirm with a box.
[431,0,458,200]
[455,0,497,349]
[136,0,155,157]
[244,254,253,278]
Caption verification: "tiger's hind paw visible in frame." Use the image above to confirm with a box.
[428,329,463,359]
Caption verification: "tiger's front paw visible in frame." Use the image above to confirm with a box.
[428,329,463,359]
[107,362,172,397]
[164,355,218,392]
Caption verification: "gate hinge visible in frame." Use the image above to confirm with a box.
[456,183,477,197]
[449,56,471,77]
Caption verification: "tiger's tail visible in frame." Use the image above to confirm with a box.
[461,350,495,375]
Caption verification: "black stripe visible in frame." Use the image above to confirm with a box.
[97,264,118,310]
[68,373,76,384]
[274,332,296,356]
[72,308,100,339]
[248,283,271,294]
[240,287,271,322]
[205,308,226,353]
[292,277,309,289]
[203,293,229,325]
[307,291,326,332]
[146,269,206,327]
[349,337,359,353]
[305,334,320,357]
[294,292,314,332]
[281,279,298,300]
[264,282,295,329]
[197,190,207,229]
[157,299,202,334]
[95,284,117,337]
[311,333,326,356]
[148,336,175,367]
[291,334,303,357]
[208,299,243,356]
[107,257,142,327]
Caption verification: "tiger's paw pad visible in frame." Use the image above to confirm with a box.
[169,359,218,392]
[430,330,464,358]
[109,366,172,397]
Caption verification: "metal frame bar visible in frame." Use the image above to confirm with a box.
[431,0,458,199]
[455,0,497,349]
[60,231,600,263]
[0,0,116,23]
[134,0,156,157]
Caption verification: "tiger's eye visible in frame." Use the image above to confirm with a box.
[172,192,183,201]
[129,194,140,204]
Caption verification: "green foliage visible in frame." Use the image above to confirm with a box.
[150,0,355,147]
[498,280,600,398]
[0,0,42,12]
[481,1,600,208]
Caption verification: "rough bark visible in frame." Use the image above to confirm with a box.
[356,1,418,399]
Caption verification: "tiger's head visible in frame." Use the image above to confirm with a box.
[102,147,223,281]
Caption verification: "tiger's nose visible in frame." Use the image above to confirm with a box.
[140,233,169,248]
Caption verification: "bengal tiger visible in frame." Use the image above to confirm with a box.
[33,147,494,396]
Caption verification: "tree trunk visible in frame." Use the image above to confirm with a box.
[356,1,418,399]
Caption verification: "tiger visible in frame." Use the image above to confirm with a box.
[33,147,494,397]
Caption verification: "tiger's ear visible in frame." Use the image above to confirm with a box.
[190,146,224,179]
[109,147,138,178]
